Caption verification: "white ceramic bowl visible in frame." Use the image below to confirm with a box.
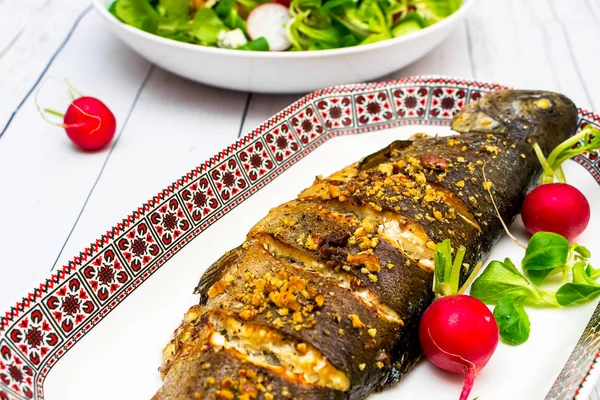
[93,0,476,93]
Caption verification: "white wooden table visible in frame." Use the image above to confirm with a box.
[1,0,599,397]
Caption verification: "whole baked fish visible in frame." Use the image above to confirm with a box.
[153,90,577,400]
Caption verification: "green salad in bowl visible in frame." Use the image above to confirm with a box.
[109,0,462,52]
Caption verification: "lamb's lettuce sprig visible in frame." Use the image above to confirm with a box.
[470,232,598,346]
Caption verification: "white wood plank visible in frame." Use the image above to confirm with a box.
[241,93,303,134]
[560,22,600,111]
[463,0,593,114]
[390,22,474,79]
[547,0,596,23]
[53,67,247,270]
[0,0,90,129]
[0,11,152,308]
[587,0,600,21]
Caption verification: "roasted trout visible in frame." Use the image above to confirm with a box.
[153,90,578,400]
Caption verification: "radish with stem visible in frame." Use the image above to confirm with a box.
[419,240,498,400]
[36,78,117,151]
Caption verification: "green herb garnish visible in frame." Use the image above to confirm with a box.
[470,232,596,345]
[493,295,530,345]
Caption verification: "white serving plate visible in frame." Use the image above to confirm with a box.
[1,77,600,400]
[91,0,476,93]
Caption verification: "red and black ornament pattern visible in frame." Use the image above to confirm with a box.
[180,176,220,224]
[81,246,129,303]
[290,106,324,144]
[8,308,61,367]
[211,157,248,201]
[0,342,34,399]
[355,91,393,125]
[149,197,191,247]
[3,78,600,400]
[117,221,162,274]
[239,139,274,181]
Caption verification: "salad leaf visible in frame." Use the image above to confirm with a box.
[356,0,388,34]
[115,0,161,33]
[556,261,600,306]
[237,37,270,51]
[556,284,600,306]
[521,232,570,285]
[360,31,391,44]
[297,23,346,44]
[414,0,461,25]
[215,0,247,33]
[391,19,421,37]
[392,10,426,37]
[158,0,189,18]
[493,295,530,345]
[297,0,323,8]
[191,8,227,45]
[321,0,355,11]
[586,264,600,280]
[573,244,591,259]
[470,259,549,305]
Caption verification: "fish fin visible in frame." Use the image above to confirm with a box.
[194,246,244,303]
[358,140,412,171]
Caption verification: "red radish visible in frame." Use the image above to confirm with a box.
[420,240,498,400]
[522,125,600,240]
[275,0,291,7]
[419,294,499,400]
[521,183,590,241]
[246,3,291,51]
[37,80,116,151]
[60,97,116,151]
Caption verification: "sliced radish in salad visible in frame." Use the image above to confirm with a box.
[246,3,291,51]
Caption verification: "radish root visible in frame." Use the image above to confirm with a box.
[35,77,102,134]
[428,328,478,400]
[482,163,527,250]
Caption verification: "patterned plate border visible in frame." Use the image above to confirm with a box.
[1,76,599,400]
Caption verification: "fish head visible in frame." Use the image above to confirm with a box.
[452,90,579,153]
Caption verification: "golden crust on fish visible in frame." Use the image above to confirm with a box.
[154,90,578,399]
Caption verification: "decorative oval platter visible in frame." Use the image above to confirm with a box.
[1,76,600,400]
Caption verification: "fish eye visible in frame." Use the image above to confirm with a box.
[533,98,553,111]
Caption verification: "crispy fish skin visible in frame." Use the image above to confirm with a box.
[154,90,577,400]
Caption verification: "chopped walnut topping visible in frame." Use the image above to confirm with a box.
[328,185,341,198]
[282,217,296,227]
[482,145,500,155]
[378,163,394,176]
[217,389,235,399]
[304,235,319,250]
[208,280,229,298]
[349,314,365,328]
[315,294,325,307]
